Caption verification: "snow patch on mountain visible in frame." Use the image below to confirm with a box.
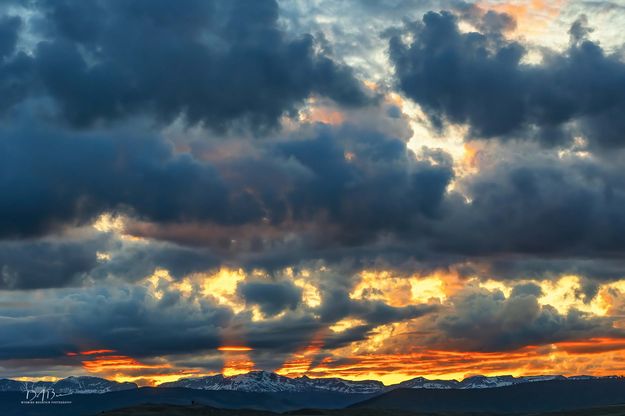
[392,376,459,389]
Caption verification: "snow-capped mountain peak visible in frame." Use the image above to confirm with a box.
[393,376,459,389]
[296,376,384,394]
[159,371,384,393]
[160,371,309,393]
[460,375,518,389]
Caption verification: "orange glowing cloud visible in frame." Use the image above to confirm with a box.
[218,340,256,376]
[70,338,625,386]
[277,332,326,377]
[293,337,625,385]
[109,369,208,387]
[66,349,116,357]
[221,358,256,377]
[554,338,625,355]
[81,355,170,373]
[350,269,460,307]
[218,346,253,352]
[301,106,345,125]
[480,0,566,40]
[81,349,116,355]
[68,347,173,383]
[460,143,482,173]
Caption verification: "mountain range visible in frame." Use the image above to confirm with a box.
[3,374,625,416]
[158,371,385,393]
[157,371,619,393]
[1,371,618,395]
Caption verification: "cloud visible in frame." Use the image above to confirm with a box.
[0,237,101,290]
[238,280,303,316]
[389,9,625,148]
[4,110,625,288]
[0,15,19,58]
[432,284,621,352]
[0,225,225,289]
[417,141,625,281]
[0,0,371,130]
[274,124,453,242]
[2,1,625,383]
[0,265,438,377]
[0,281,233,361]
[0,118,265,238]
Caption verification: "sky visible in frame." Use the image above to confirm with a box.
[1,0,625,387]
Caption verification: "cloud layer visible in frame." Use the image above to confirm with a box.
[1,0,625,384]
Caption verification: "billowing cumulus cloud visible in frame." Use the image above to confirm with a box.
[0,119,263,238]
[434,145,625,259]
[433,284,620,352]
[0,104,455,263]
[389,9,625,148]
[0,0,371,130]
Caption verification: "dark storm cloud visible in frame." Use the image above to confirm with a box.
[0,283,233,360]
[1,3,623,270]
[93,238,220,282]
[238,280,302,316]
[0,232,220,289]
[389,10,625,147]
[5,115,625,287]
[0,238,101,290]
[85,120,454,270]
[0,13,34,114]
[315,279,435,326]
[0,102,454,288]
[469,257,625,284]
[428,146,625,263]
[0,15,19,58]
[433,285,621,352]
[226,138,625,282]
[510,282,543,298]
[271,125,453,245]
[100,126,625,283]
[0,119,266,238]
[0,0,370,130]
[66,287,231,357]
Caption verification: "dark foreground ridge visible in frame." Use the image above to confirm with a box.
[93,403,625,416]
[350,378,625,413]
